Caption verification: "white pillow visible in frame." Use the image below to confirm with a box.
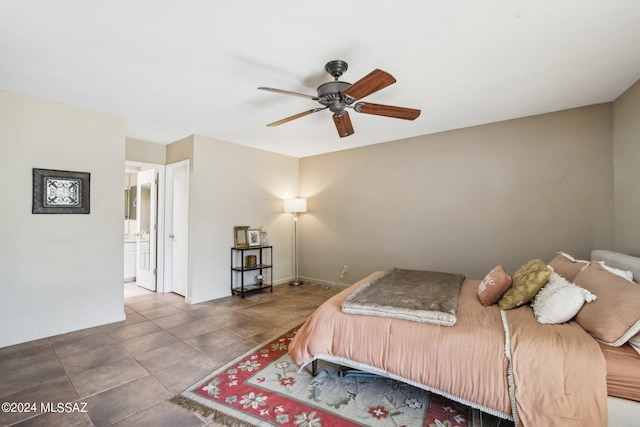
[599,261,634,282]
[531,272,597,324]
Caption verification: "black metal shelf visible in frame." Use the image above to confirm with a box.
[231,263,271,272]
[230,246,273,298]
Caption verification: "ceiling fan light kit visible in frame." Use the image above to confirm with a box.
[259,60,421,138]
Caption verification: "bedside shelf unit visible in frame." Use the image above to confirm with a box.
[231,246,273,298]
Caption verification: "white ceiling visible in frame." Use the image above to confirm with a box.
[1,1,640,158]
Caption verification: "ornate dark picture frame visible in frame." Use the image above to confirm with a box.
[32,168,90,214]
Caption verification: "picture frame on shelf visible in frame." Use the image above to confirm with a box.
[245,255,257,268]
[247,229,261,247]
[234,225,249,248]
[32,168,91,214]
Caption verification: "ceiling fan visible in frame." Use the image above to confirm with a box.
[258,60,421,138]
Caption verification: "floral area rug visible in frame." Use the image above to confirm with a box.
[173,326,496,427]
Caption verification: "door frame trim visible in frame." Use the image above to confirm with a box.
[164,160,190,300]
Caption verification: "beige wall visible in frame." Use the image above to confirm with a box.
[0,84,631,348]
[187,135,299,302]
[0,90,126,347]
[298,104,614,284]
[125,137,166,164]
[166,135,194,164]
[126,134,301,303]
[3,81,631,348]
[613,79,640,256]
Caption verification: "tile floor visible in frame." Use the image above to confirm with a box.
[0,283,341,427]
[123,281,152,298]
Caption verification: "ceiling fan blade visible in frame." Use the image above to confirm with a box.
[341,69,396,102]
[258,87,319,100]
[354,102,421,120]
[333,111,355,138]
[266,107,327,127]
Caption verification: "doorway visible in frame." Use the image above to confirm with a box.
[124,161,165,296]
[135,168,158,291]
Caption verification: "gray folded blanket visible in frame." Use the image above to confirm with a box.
[341,268,465,326]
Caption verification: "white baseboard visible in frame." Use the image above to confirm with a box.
[289,276,351,289]
[0,311,126,349]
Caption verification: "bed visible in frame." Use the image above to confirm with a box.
[288,250,640,427]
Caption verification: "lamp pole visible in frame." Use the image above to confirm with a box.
[283,198,307,286]
[290,212,302,286]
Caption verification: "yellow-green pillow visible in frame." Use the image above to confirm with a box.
[498,259,551,310]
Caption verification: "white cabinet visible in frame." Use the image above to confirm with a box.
[124,242,136,282]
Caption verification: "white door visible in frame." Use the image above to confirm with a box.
[166,161,189,297]
[136,169,158,291]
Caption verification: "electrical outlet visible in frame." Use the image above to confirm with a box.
[340,265,348,279]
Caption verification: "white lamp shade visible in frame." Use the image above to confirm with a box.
[283,198,307,213]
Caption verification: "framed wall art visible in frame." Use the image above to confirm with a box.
[234,225,250,248]
[247,229,261,247]
[32,168,90,214]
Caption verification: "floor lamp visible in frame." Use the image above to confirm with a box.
[283,197,307,286]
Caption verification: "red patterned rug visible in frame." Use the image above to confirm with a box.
[172,326,504,427]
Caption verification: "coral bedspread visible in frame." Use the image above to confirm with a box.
[288,272,608,427]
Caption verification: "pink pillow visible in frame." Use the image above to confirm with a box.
[478,265,512,306]
[574,261,640,346]
[548,252,589,282]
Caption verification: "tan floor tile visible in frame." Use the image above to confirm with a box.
[158,293,200,311]
[158,292,188,304]
[0,340,57,376]
[58,343,132,374]
[108,320,162,342]
[136,304,185,320]
[205,340,257,367]
[123,293,161,305]
[202,295,259,310]
[276,316,308,331]
[184,329,245,356]
[135,341,203,373]
[68,358,149,398]
[119,330,179,355]
[125,299,170,312]
[287,301,325,316]
[151,311,199,329]
[246,326,290,345]
[0,377,80,426]
[114,311,148,327]
[258,310,307,327]
[11,410,93,426]
[167,319,219,340]
[47,327,104,347]
[202,310,255,328]
[152,354,219,394]
[51,332,117,358]
[1,282,341,427]
[84,375,171,427]
[224,317,279,339]
[109,400,205,427]
[186,304,233,320]
[0,357,66,398]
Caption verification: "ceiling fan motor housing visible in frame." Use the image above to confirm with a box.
[317,81,351,112]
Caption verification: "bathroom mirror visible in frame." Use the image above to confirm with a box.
[124,186,137,220]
